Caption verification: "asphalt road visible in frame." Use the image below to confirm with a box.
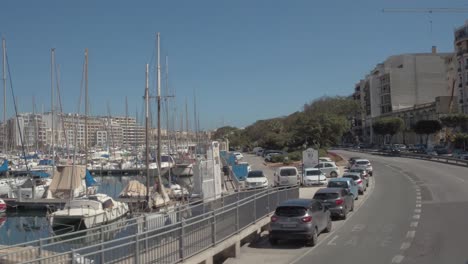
[226,150,468,264]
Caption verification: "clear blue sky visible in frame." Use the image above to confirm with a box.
[1,0,467,130]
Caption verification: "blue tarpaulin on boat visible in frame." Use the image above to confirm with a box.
[38,159,54,166]
[85,170,97,187]
[30,171,50,178]
[101,154,110,158]
[232,163,249,181]
[0,160,8,173]
[21,154,39,160]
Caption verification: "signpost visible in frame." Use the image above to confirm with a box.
[302,148,319,185]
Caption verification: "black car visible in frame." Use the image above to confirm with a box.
[313,188,354,220]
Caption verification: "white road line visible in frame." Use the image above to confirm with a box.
[414,208,422,213]
[415,203,422,208]
[327,235,339,246]
[410,221,419,228]
[392,255,405,263]
[416,195,422,200]
[406,230,416,238]
[400,241,411,250]
[413,214,420,219]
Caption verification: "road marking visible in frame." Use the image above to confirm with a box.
[416,191,421,196]
[344,236,358,246]
[352,224,366,232]
[380,236,392,247]
[392,255,404,263]
[413,214,420,219]
[406,230,416,238]
[414,208,422,213]
[415,203,421,207]
[327,235,339,246]
[410,221,419,228]
[400,241,411,250]
[416,195,422,200]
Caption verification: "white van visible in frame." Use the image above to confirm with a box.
[274,166,300,187]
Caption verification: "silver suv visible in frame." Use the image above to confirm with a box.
[269,199,332,246]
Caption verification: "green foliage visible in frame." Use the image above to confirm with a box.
[453,133,468,149]
[413,120,443,145]
[271,155,286,163]
[372,117,404,143]
[319,148,328,157]
[440,114,468,128]
[287,151,302,161]
[217,96,357,151]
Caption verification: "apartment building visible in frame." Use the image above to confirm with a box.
[353,50,455,144]
[455,20,468,114]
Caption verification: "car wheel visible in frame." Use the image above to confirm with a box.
[350,201,354,211]
[342,210,347,220]
[330,171,337,178]
[306,228,318,247]
[355,195,358,200]
[324,216,332,233]
[358,190,363,195]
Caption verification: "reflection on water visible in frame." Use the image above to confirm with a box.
[0,211,51,245]
[0,175,144,246]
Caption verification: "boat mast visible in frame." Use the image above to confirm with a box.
[125,96,128,148]
[84,48,89,165]
[156,32,169,203]
[145,63,150,206]
[51,48,55,157]
[2,38,6,153]
[157,33,162,177]
[165,56,170,154]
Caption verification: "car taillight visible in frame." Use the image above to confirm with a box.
[335,199,344,205]
[357,179,362,184]
[271,215,278,222]
[301,216,312,223]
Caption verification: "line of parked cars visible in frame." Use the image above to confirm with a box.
[268,156,374,247]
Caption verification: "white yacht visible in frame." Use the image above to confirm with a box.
[49,193,129,230]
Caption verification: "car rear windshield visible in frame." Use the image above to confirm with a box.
[305,170,321,176]
[328,181,349,188]
[349,169,364,173]
[280,168,297,176]
[275,206,306,217]
[356,161,369,165]
[313,193,339,200]
[248,171,264,178]
[343,175,359,180]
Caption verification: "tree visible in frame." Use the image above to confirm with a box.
[372,117,404,144]
[413,120,443,145]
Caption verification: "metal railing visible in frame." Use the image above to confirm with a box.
[0,187,299,264]
[340,148,468,167]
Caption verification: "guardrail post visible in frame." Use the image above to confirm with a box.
[236,192,240,233]
[253,191,257,223]
[38,238,43,264]
[71,249,77,264]
[100,225,105,263]
[211,211,217,246]
[135,233,140,264]
[179,219,185,261]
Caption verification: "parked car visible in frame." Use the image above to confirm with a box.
[342,172,367,194]
[348,157,362,167]
[233,152,244,160]
[263,150,284,158]
[319,157,332,163]
[327,178,359,200]
[265,152,283,162]
[274,166,300,187]
[253,147,264,156]
[302,168,328,186]
[269,199,332,246]
[347,168,369,187]
[245,170,269,189]
[314,162,339,178]
[313,188,354,220]
[351,159,373,176]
